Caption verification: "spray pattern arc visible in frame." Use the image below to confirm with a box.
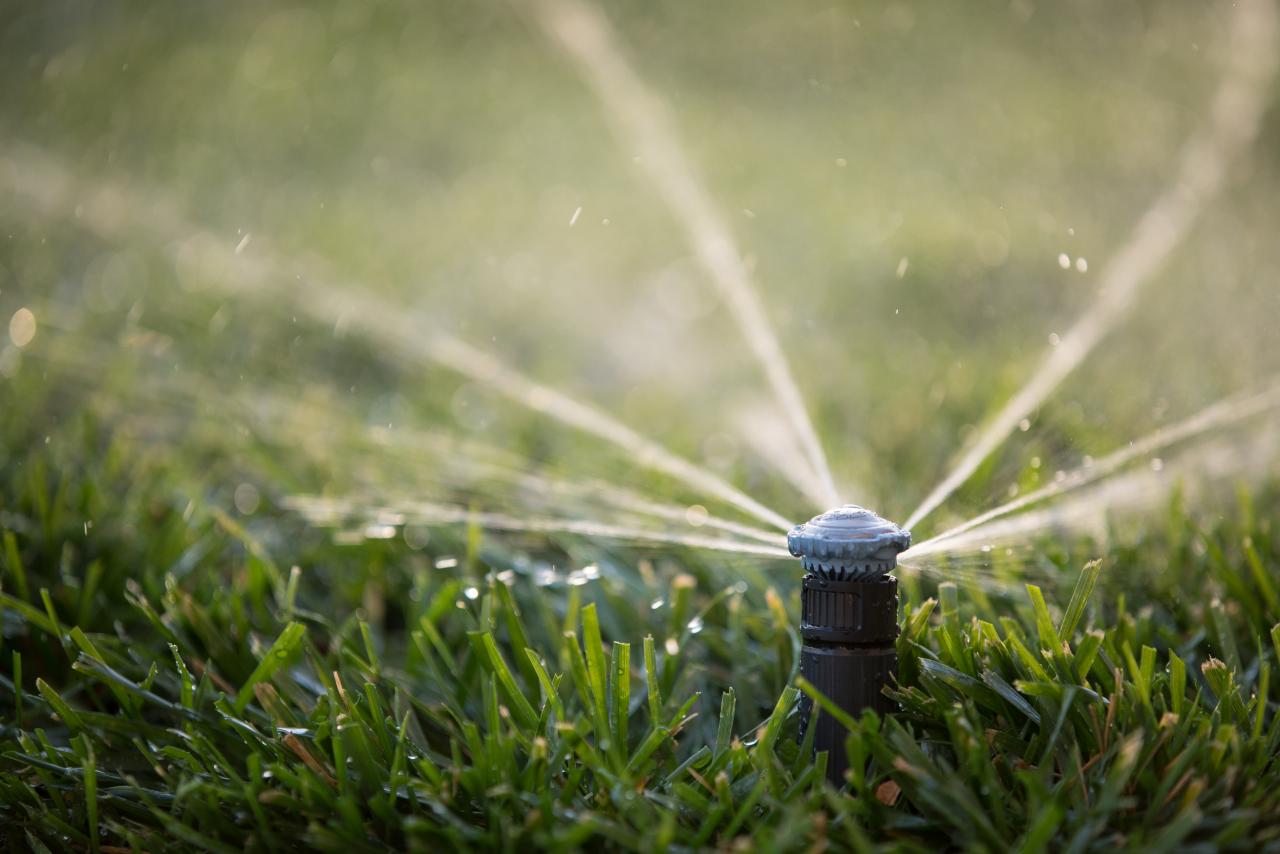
[1,0,1277,581]
[0,139,794,536]
[903,0,1280,532]
[529,0,842,509]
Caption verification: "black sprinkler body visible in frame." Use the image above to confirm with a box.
[789,505,910,786]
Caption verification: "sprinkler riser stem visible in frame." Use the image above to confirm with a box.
[787,505,908,787]
[797,575,898,786]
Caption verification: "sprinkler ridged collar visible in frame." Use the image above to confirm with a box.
[787,504,911,580]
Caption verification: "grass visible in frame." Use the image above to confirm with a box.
[5,1,1280,850]
[4,405,1280,851]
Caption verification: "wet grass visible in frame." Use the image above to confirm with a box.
[4,383,1280,850]
[5,1,1280,850]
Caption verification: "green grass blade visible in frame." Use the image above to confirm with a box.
[1058,559,1103,639]
[234,622,306,713]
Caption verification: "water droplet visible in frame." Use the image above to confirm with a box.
[1018,418,1031,432]
[234,483,261,515]
[403,524,431,550]
[463,586,480,601]
[685,504,709,527]
[8,307,36,348]
[1075,257,1088,272]
[1057,253,1071,270]
[363,524,396,540]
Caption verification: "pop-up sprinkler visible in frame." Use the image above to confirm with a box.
[788,505,910,786]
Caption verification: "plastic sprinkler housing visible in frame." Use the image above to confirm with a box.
[788,505,910,786]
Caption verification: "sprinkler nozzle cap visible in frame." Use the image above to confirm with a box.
[788,505,911,580]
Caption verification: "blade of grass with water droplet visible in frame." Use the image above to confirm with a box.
[524,648,564,720]
[581,604,610,741]
[609,641,630,759]
[234,622,305,713]
[564,631,609,743]
[714,688,735,761]
[642,635,662,723]
[468,631,538,732]
[36,678,84,732]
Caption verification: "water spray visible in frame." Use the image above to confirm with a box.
[789,505,910,786]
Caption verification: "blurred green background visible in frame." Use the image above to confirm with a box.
[2,0,1279,538]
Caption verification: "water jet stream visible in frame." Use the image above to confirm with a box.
[286,494,791,559]
[903,0,1279,532]
[911,378,1280,555]
[240,389,787,545]
[26,307,790,547]
[0,140,793,532]
[423,336,794,530]
[908,423,1280,560]
[527,0,841,508]
[734,403,835,510]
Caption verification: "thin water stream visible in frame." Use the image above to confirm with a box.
[4,0,1278,579]
[909,423,1280,561]
[529,0,842,508]
[904,0,1279,532]
[285,494,790,559]
[0,141,794,532]
[912,378,1280,555]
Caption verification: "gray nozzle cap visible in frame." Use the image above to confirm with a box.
[788,505,911,580]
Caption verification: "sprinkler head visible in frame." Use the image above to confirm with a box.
[787,504,911,580]
[791,505,909,787]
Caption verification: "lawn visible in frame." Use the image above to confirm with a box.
[4,0,1280,850]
